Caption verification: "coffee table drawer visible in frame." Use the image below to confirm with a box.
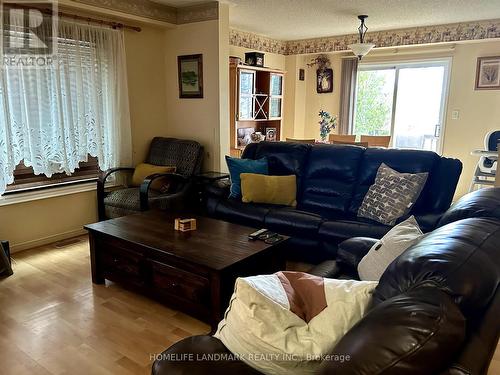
[150,261,209,304]
[101,246,144,284]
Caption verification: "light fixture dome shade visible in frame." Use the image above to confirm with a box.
[348,43,375,59]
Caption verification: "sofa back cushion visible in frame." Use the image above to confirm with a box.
[300,144,365,219]
[348,148,440,216]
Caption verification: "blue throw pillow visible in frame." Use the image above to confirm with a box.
[226,156,268,198]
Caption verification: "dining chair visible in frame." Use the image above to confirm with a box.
[360,135,392,148]
[286,138,316,144]
[330,140,368,147]
[329,134,356,143]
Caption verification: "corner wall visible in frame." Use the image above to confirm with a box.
[164,17,227,171]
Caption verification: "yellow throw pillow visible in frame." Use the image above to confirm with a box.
[241,173,297,207]
[132,163,176,192]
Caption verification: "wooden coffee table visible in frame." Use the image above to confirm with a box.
[85,211,288,329]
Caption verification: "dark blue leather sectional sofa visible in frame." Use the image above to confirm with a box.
[207,141,463,263]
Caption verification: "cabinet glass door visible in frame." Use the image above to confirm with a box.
[269,74,283,119]
[239,70,255,120]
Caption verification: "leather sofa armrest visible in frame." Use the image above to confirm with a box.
[319,287,465,375]
[337,237,379,269]
[152,335,259,375]
[205,180,230,199]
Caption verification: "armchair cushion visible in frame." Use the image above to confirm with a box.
[104,188,164,218]
[131,163,176,191]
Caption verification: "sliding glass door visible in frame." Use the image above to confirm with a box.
[353,60,450,152]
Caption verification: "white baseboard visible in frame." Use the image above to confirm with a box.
[10,228,88,253]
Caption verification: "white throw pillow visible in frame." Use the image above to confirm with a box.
[358,216,423,281]
[214,272,377,375]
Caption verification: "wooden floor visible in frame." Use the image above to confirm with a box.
[0,236,499,375]
[0,236,210,375]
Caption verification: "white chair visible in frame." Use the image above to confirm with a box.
[469,130,500,192]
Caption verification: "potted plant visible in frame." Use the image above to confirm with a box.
[318,110,337,142]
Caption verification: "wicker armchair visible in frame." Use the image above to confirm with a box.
[97,137,204,220]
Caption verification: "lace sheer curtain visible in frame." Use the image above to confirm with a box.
[0,16,132,194]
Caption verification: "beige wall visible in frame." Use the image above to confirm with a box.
[290,40,500,198]
[218,4,230,170]
[0,24,170,252]
[442,41,500,197]
[126,25,170,164]
[164,20,223,171]
[283,55,307,139]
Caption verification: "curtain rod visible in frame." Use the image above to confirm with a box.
[5,4,142,32]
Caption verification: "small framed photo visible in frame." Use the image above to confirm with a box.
[178,54,203,98]
[265,127,277,142]
[475,56,500,90]
[317,68,333,93]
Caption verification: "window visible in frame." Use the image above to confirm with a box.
[5,156,99,193]
[353,59,451,152]
[0,14,131,195]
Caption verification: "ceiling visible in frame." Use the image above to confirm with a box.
[155,0,500,40]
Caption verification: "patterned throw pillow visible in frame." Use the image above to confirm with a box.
[358,164,428,225]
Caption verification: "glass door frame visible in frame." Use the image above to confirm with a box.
[238,69,256,121]
[356,58,452,154]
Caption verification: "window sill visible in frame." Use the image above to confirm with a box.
[0,179,99,207]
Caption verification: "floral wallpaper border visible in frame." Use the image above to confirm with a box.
[230,29,287,55]
[69,0,218,25]
[231,18,500,55]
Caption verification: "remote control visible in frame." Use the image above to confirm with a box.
[248,228,268,240]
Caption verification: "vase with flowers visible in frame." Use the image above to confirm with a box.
[318,110,337,142]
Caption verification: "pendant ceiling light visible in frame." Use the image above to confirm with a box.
[348,15,375,60]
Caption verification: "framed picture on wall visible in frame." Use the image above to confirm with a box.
[299,68,305,81]
[178,54,203,98]
[475,56,500,90]
[316,68,333,93]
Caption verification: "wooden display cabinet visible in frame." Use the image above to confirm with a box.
[229,57,285,156]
